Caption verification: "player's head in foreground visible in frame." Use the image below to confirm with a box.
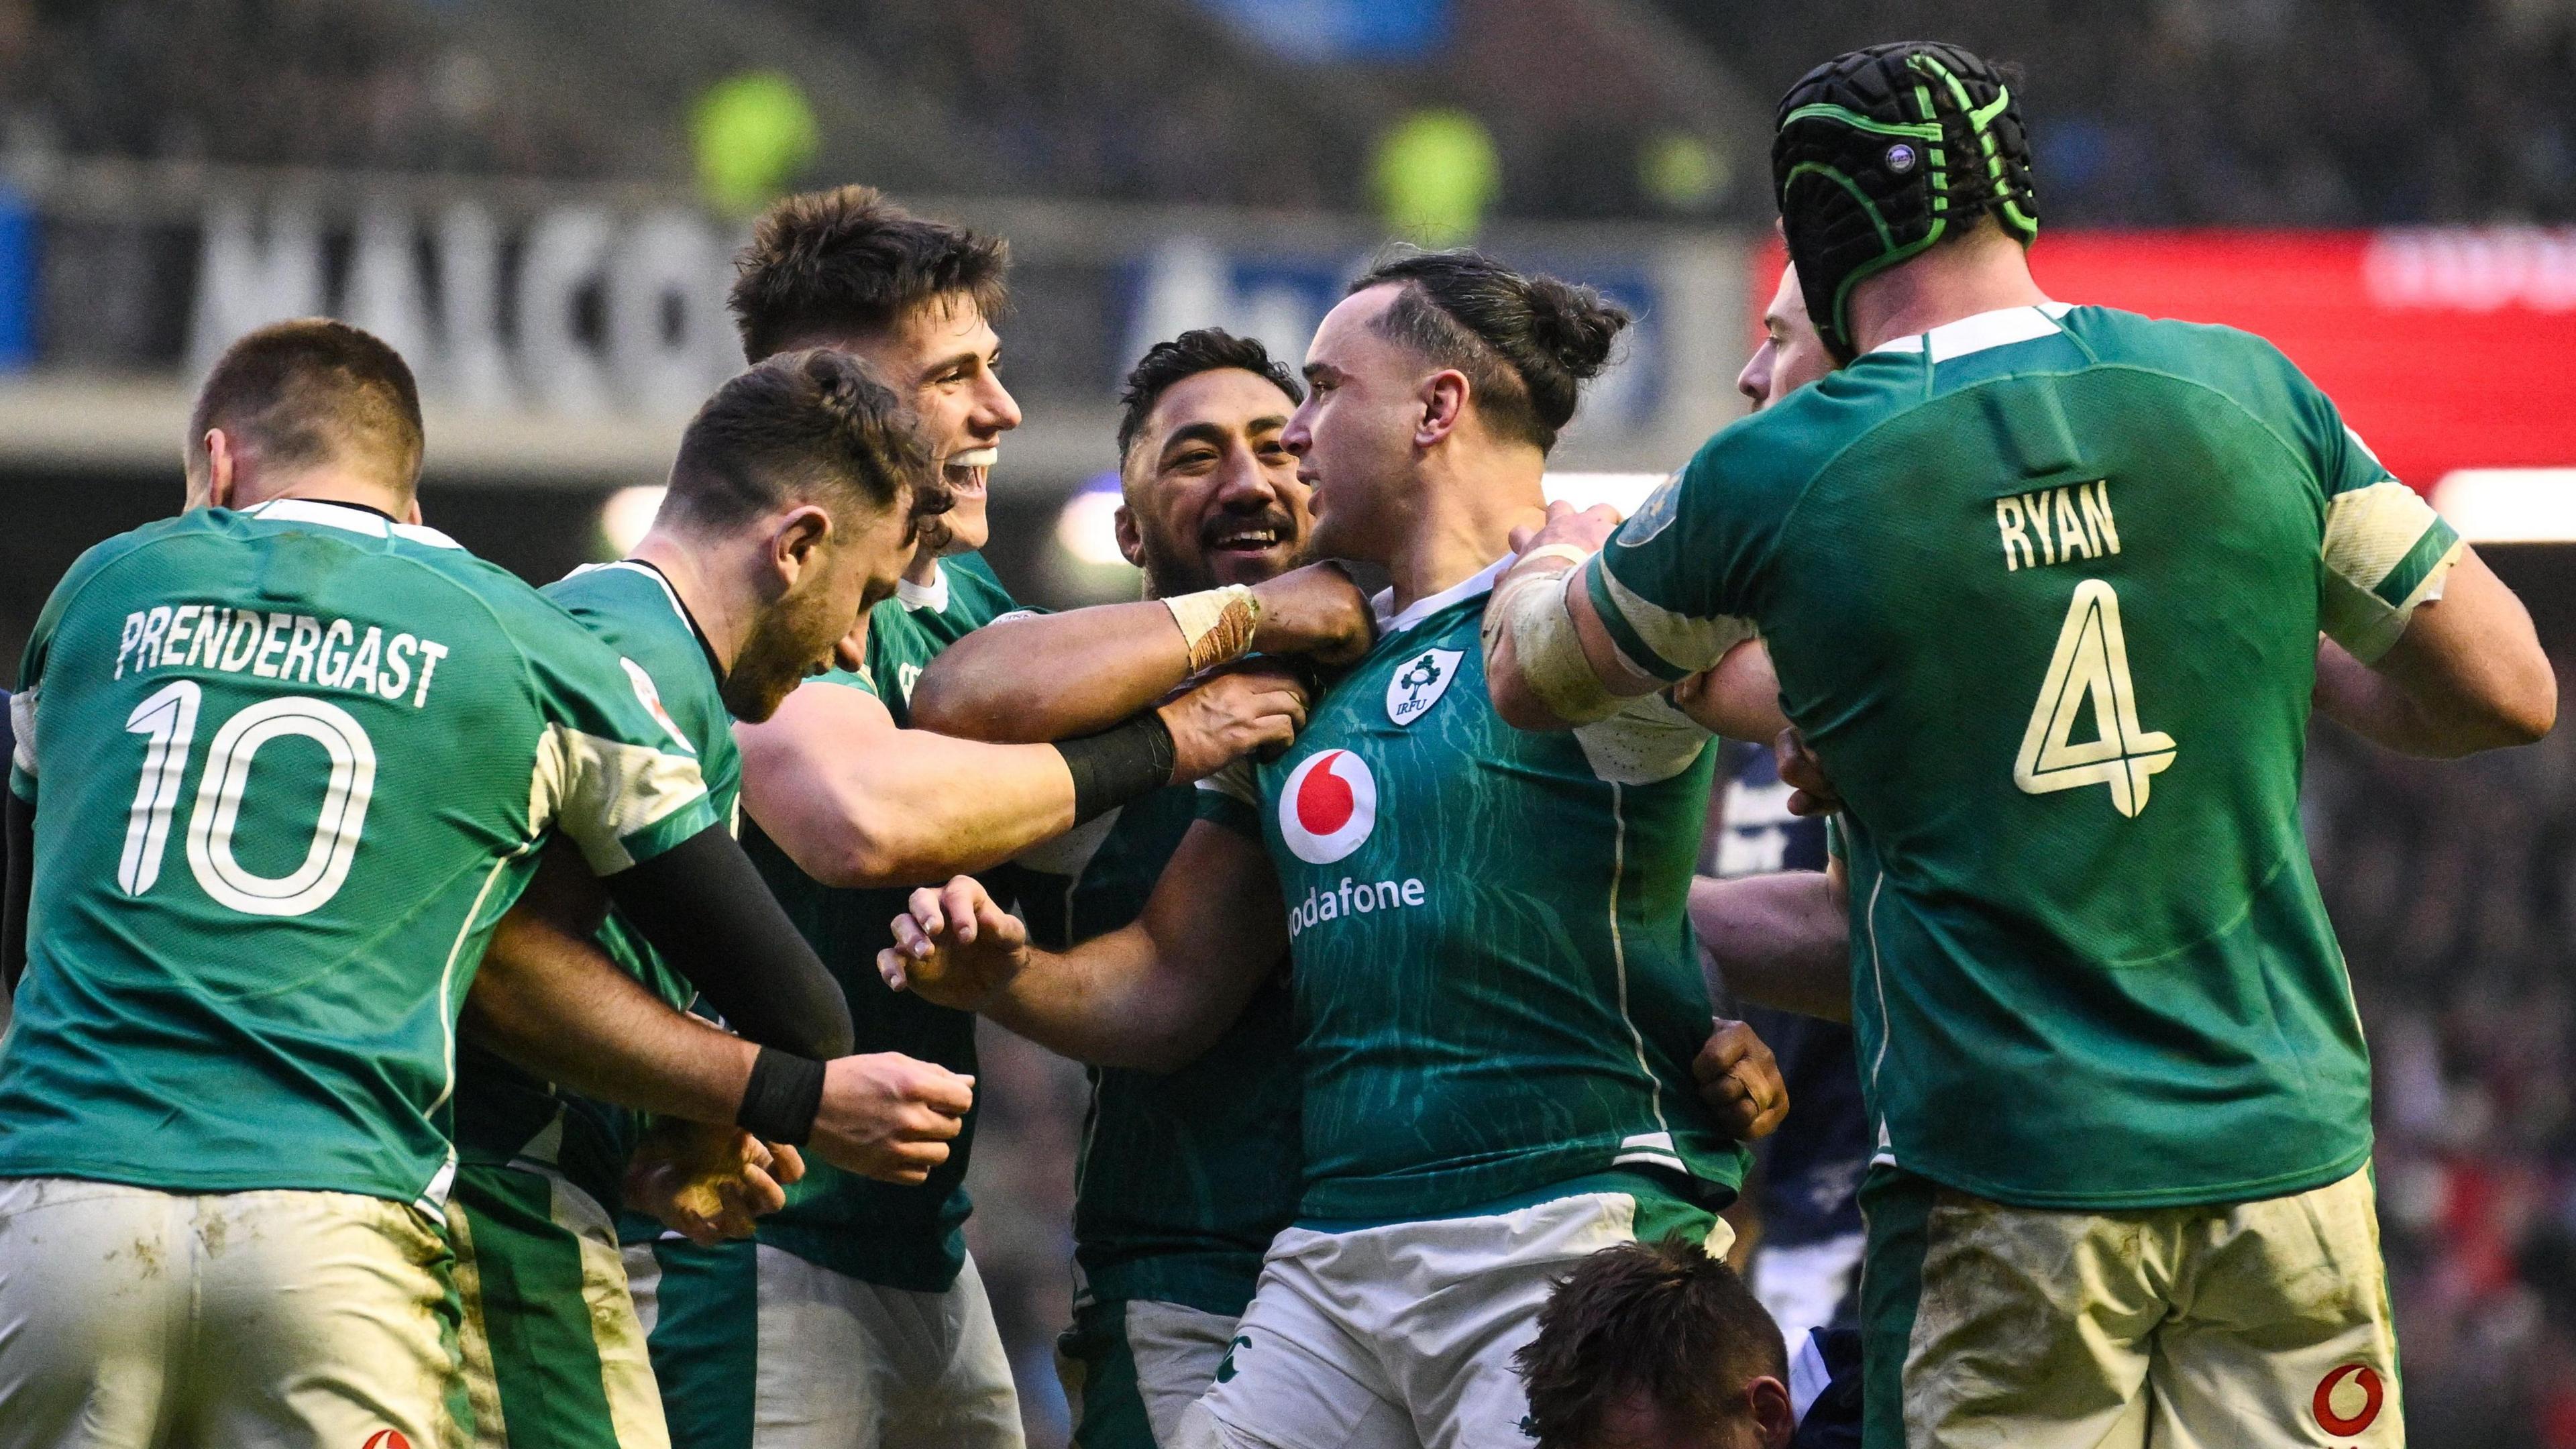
[184,317,425,520]
[1114,327,1313,597]
[730,184,1018,561]
[648,348,946,722]
[1772,41,2039,361]
[1516,1236,1795,1449]
[1737,264,1834,411]
[1288,248,1627,566]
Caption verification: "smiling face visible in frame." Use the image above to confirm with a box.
[1118,367,1311,595]
[1281,284,1426,566]
[814,293,1020,555]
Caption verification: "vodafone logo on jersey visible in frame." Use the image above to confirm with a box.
[2312,1362,2385,1438]
[1279,749,1377,864]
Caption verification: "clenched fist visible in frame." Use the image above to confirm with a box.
[808,1052,976,1186]
[1251,561,1377,667]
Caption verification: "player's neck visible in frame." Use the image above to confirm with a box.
[221,469,419,524]
[1383,450,1546,615]
[902,543,942,587]
[1845,231,2049,356]
[629,529,745,674]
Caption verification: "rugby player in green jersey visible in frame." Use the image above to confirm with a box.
[881,253,1810,1449]
[445,352,988,1449]
[906,327,1371,1449]
[629,189,1313,1449]
[0,321,895,1449]
[1485,42,2557,1449]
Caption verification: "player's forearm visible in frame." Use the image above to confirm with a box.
[466,908,757,1124]
[1487,557,1665,731]
[1692,871,1851,1023]
[985,931,1243,1072]
[741,729,1079,888]
[910,605,1191,744]
[1670,639,1792,744]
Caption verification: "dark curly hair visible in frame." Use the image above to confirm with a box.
[1515,1236,1788,1449]
[1348,248,1629,453]
[729,185,1011,363]
[666,349,949,535]
[1116,328,1304,460]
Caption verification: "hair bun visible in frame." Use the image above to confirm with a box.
[1521,276,1629,381]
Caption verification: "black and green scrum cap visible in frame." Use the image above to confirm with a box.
[1771,42,2039,360]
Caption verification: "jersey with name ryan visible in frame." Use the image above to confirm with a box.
[1589,303,2461,1210]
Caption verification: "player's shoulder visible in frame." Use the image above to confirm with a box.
[2054,305,2322,411]
[545,561,714,686]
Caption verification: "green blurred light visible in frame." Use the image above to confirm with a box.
[693,71,820,216]
[1373,108,1501,246]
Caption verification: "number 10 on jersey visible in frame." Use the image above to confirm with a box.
[2013,579,2176,818]
[121,680,378,916]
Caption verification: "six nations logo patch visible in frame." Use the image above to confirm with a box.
[1386,647,1462,727]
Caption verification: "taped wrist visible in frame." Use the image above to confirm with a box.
[1485,562,1625,725]
[1055,711,1179,823]
[1164,586,1261,673]
[736,1046,826,1146]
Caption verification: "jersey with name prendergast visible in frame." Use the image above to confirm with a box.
[1,500,716,1211]
[1591,303,2463,1210]
[453,560,742,1214]
[1200,560,1746,1223]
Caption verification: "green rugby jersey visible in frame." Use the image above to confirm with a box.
[1200,561,1746,1223]
[1,500,716,1211]
[452,561,742,1214]
[1020,783,1301,1318]
[717,555,1024,1291]
[1589,303,2463,1210]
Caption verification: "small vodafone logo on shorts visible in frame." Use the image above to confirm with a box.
[362,1431,414,1449]
[2312,1362,2384,1437]
[1279,749,1376,864]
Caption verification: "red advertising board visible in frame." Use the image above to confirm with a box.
[1752,231,2576,494]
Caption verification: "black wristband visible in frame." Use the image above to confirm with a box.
[736,1046,826,1146]
[1055,710,1179,824]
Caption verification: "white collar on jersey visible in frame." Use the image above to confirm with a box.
[894,559,949,613]
[1372,553,1511,634]
[241,496,464,549]
[1866,301,2076,363]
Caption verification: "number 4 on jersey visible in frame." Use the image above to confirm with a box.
[2014,579,2176,818]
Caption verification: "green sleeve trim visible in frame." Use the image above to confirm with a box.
[615,796,722,867]
[1586,557,1695,684]
[2373,518,2462,611]
[1192,787,1262,841]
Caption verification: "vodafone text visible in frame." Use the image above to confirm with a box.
[1285,875,1428,939]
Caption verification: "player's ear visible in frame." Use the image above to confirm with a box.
[1113,502,1145,569]
[773,504,832,586]
[1416,370,1468,448]
[1746,1375,1796,1449]
[196,428,234,512]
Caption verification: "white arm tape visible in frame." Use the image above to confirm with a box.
[1485,563,1625,726]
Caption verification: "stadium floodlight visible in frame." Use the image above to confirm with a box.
[599,484,668,556]
[1054,475,1131,568]
[2430,469,2576,543]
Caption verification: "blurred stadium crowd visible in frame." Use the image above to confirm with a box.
[2,0,2572,224]
[2,3,2573,1446]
